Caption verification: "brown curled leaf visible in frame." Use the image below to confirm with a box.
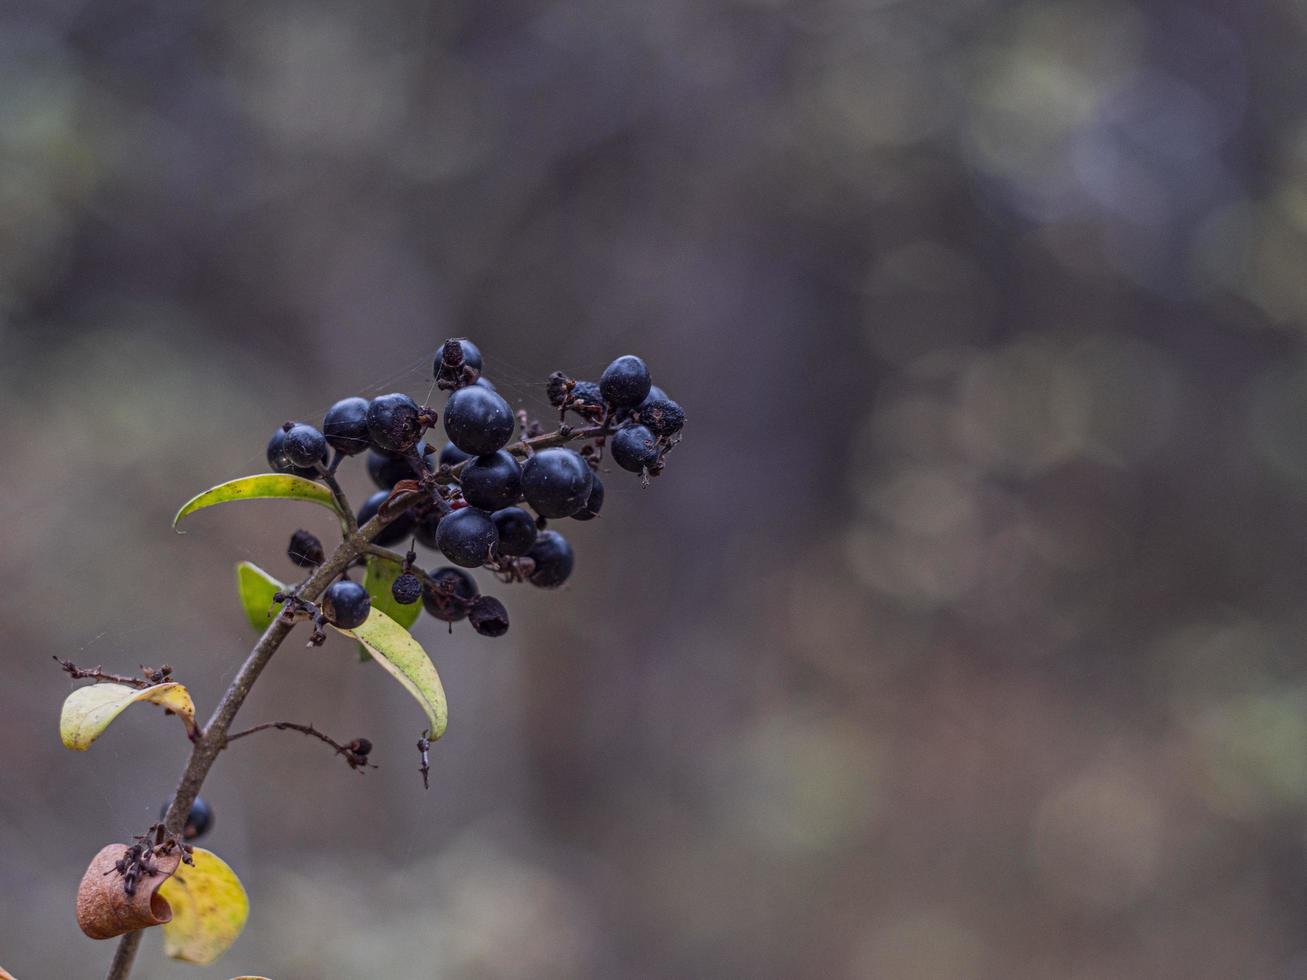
[76,843,182,940]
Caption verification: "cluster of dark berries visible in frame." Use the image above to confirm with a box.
[266,339,684,639]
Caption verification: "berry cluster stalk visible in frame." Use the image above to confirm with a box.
[105,421,600,980]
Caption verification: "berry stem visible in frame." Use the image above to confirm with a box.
[318,468,358,535]
[103,492,425,980]
[53,658,154,689]
[225,721,372,771]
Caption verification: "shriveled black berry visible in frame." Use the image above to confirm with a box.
[283,424,328,469]
[491,507,537,556]
[357,490,417,547]
[459,450,523,511]
[267,426,327,478]
[367,441,433,489]
[599,355,652,407]
[391,572,422,605]
[438,442,472,467]
[160,796,213,841]
[611,424,660,473]
[422,566,479,622]
[433,337,483,377]
[288,529,325,568]
[322,397,372,456]
[526,530,574,588]
[322,579,371,629]
[367,392,425,454]
[636,398,684,437]
[521,447,593,518]
[469,595,509,637]
[571,473,604,521]
[435,507,498,568]
[443,386,515,456]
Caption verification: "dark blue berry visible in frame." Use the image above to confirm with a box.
[438,442,472,467]
[571,473,604,521]
[521,448,593,518]
[283,424,328,469]
[636,398,684,437]
[639,385,668,407]
[367,441,433,489]
[322,397,371,456]
[469,595,509,637]
[611,424,660,473]
[267,426,327,478]
[357,490,417,547]
[443,386,515,456]
[459,450,523,511]
[367,393,425,454]
[160,796,213,841]
[391,573,422,605]
[474,376,497,392]
[599,355,652,407]
[526,530,574,588]
[435,507,498,567]
[433,338,483,378]
[323,579,371,629]
[491,507,537,556]
[422,566,478,622]
[288,529,325,568]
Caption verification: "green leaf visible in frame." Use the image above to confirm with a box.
[158,847,249,965]
[60,683,198,750]
[335,608,447,740]
[236,562,286,631]
[173,474,340,530]
[363,556,422,630]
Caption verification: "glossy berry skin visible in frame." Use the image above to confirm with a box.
[474,376,497,392]
[491,507,537,556]
[460,450,523,511]
[267,427,327,478]
[611,424,660,473]
[636,398,684,437]
[526,530,574,588]
[435,507,499,568]
[322,579,371,629]
[160,796,213,841]
[357,490,416,547]
[599,355,652,407]
[438,442,472,467]
[283,424,328,469]
[443,386,515,456]
[422,566,478,622]
[571,473,604,521]
[367,441,433,489]
[639,385,668,407]
[469,595,509,637]
[391,572,422,605]
[367,392,424,454]
[322,397,372,455]
[288,529,325,568]
[521,448,593,518]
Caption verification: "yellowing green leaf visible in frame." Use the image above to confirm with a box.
[173,474,340,530]
[60,683,197,750]
[336,608,447,739]
[363,556,422,630]
[158,847,249,965]
[236,562,286,631]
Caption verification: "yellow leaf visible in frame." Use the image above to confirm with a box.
[60,683,197,750]
[158,847,250,965]
[336,608,448,740]
[1,965,18,979]
[173,473,341,530]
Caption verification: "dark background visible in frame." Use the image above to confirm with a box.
[5,0,1307,977]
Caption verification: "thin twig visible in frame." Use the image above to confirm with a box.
[54,658,152,689]
[225,721,373,771]
[319,467,357,535]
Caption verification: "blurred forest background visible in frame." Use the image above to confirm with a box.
[5,0,1307,977]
